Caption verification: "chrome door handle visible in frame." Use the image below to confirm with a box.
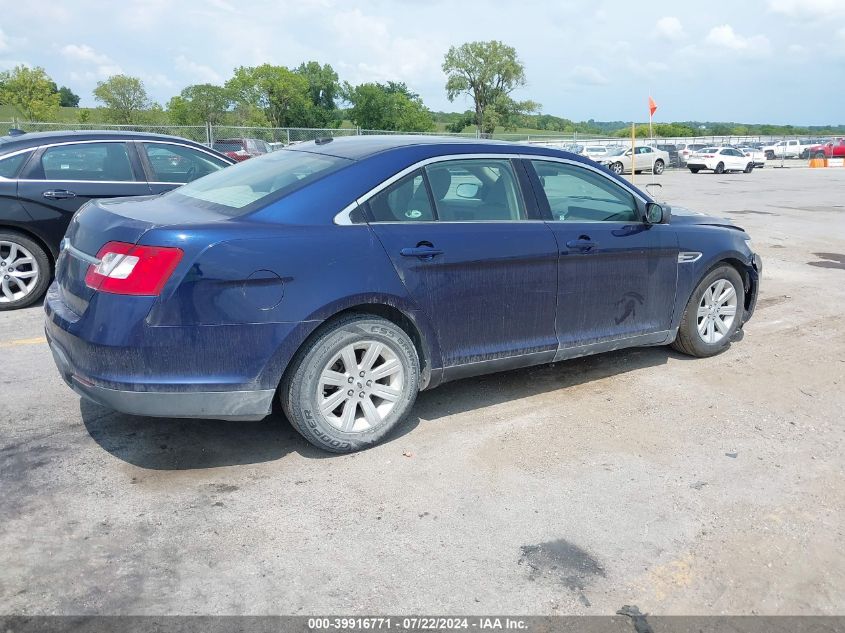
[43,190,77,200]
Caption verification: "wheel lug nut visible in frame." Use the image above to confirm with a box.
[359,371,365,378]
[347,377,354,384]
[366,380,372,387]
[347,390,354,396]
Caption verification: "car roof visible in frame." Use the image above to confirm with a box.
[287,134,518,160]
[0,129,211,153]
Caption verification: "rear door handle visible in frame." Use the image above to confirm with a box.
[400,246,443,259]
[43,190,77,200]
[565,238,597,251]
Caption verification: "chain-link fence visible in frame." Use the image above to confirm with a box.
[1,120,832,170]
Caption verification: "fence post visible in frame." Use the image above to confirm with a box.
[205,122,212,146]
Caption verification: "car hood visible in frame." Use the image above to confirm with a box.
[669,205,745,232]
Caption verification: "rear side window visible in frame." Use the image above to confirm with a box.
[170,148,348,215]
[0,151,31,178]
[425,158,526,221]
[369,170,434,222]
[142,143,229,183]
[40,142,135,181]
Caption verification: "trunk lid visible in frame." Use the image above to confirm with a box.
[56,194,230,315]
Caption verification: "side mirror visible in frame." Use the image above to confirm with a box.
[455,182,480,199]
[645,202,668,224]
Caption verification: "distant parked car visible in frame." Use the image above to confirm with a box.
[806,138,845,159]
[761,139,814,160]
[677,143,708,166]
[582,145,611,160]
[212,138,272,161]
[687,147,755,174]
[736,146,767,168]
[0,130,234,309]
[598,146,669,175]
[654,144,679,168]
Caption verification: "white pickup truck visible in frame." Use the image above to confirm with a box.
[762,139,812,160]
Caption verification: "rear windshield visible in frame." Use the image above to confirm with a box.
[168,149,350,215]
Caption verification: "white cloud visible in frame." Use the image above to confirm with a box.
[174,55,222,84]
[768,0,845,18]
[705,25,772,57]
[569,65,609,86]
[61,44,123,77]
[654,16,685,41]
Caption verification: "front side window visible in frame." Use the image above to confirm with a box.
[424,158,525,221]
[0,151,31,179]
[531,160,639,223]
[40,142,135,181]
[369,170,434,222]
[170,148,348,215]
[142,143,229,183]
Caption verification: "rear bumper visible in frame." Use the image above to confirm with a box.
[46,329,274,421]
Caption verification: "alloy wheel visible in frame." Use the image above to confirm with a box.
[317,340,404,433]
[0,240,40,304]
[696,279,738,344]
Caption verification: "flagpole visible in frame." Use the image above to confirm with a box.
[631,122,636,188]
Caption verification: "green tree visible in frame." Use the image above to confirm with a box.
[226,65,311,127]
[0,65,61,121]
[442,41,528,134]
[167,83,231,125]
[58,86,80,107]
[93,75,152,124]
[294,61,341,127]
[343,82,434,132]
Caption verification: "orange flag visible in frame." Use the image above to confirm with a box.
[648,96,657,117]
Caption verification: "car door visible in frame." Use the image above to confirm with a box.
[526,158,679,355]
[138,141,232,194]
[636,147,652,171]
[16,141,150,248]
[366,157,559,374]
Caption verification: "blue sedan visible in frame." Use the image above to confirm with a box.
[45,136,761,452]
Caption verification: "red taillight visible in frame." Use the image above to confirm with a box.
[85,241,183,296]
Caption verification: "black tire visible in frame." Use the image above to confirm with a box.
[815,152,825,159]
[689,168,700,174]
[610,162,624,175]
[765,151,775,160]
[714,162,725,174]
[281,314,420,453]
[672,264,745,358]
[0,231,51,311]
[653,159,665,175]
[743,162,754,173]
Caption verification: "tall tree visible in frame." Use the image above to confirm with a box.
[93,75,152,124]
[0,65,61,121]
[294,61,341,127]
[343,82,434,132]
[226,65,310,127]
[57,86,80,107]
[442,41,528,134]
[167,84,231,125]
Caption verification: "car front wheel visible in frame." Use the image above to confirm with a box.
[672,264,745,358]
[653,159,665,175]
[744,162,754,173]
[714,162,725,174]
[281,314,420,452]
[610,162,624,175]
[0,232,51,311]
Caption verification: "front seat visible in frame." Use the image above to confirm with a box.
[425,168,452,219]
[100,145,134,181]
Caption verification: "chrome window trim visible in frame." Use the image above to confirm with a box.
[15,179,152,185]
[138,139,233,165]
[333,152,648,226]
[0,148,37,180]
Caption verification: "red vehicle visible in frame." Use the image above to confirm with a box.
[211,138,271,161]
[807,138,845,159]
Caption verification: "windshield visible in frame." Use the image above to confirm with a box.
[169,149,350,215]
[608,148,626,156]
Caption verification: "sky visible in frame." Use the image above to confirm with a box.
[1,0,844,125]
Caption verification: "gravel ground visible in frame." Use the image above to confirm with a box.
[1,166,844,615]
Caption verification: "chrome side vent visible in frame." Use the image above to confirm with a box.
[678,251,702,263]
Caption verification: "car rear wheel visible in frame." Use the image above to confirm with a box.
[815,152,826,159]
[714,162,725,174]
[672,264,744,358]
[281,314,420,453]
[610,162,624,175]
[653,159,665,175]
[743,162,754,173]
[0,232,51,311]
[689,168,700,173]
